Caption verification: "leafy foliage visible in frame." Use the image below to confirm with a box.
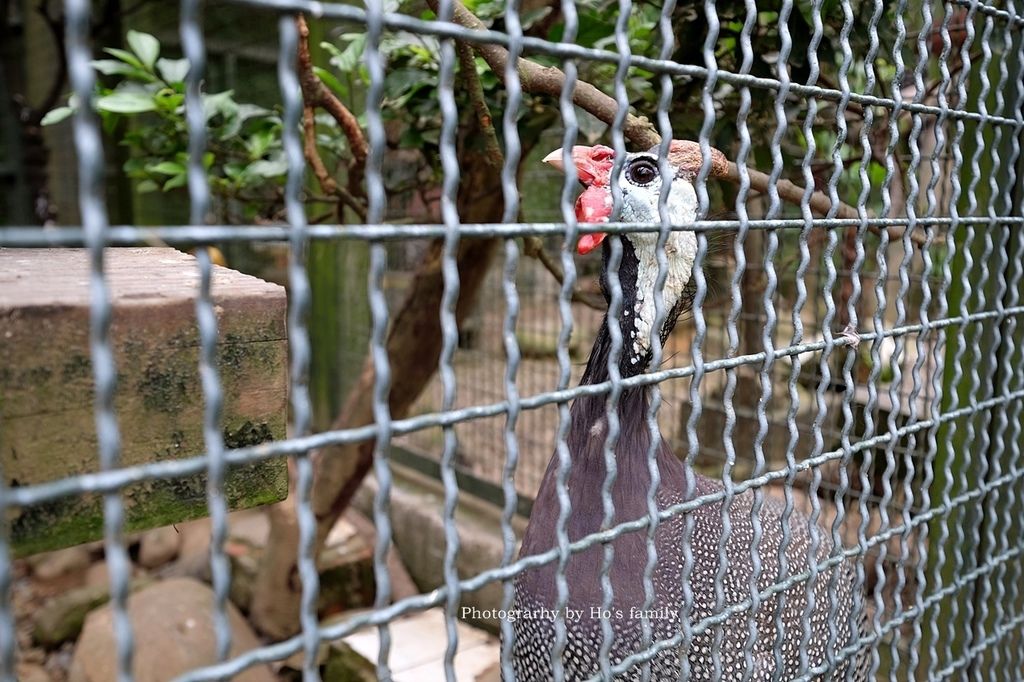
[45,30,294,208]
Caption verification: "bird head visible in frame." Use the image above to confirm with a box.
[544,140,727,376]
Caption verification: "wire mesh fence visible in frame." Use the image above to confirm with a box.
[2,0,1024,679]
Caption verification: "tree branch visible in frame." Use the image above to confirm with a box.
[302,105,367,219]
[430,0,660,149]
[456,40,503,173]
[523,237,606,310]
[296,14,369,167]
[442,0,927,247]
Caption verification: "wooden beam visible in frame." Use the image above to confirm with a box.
[0,247,289,556]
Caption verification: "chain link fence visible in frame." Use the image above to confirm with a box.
[2,0,1024,678]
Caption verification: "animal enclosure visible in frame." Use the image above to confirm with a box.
[1,0,1023,679]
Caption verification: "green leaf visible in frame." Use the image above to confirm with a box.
[149,161,186,175]
[41,106,73,126]
[156,58,190,84]
[163,173,188,191]
[152,88,184,112]
[91,59,138,76]
[385,68,433,102]
[245,128,277,160]
[126,30,160,69]
[203,90,239,122]
[329,34,366,73]
[96,91,157,113]
[399,128,423,148]
[314,67,349,100]
[248,157,289,178]
[236,103,271,123]
[319,41,343,59]
[520,6,552,29]
[103,47,145,70]
[136,179,160,193]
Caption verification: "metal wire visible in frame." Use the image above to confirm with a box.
[497,0,525,677]
[277,16,322,681]
[181,0,234,666]
[549,0,580,677]
[7,0,1024,680]
[64,0,134,679]
[7,215,1024,247]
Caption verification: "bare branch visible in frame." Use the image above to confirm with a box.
[523,236,606,310]
[456,40,503,173]
[296,14,369,166]
[303,105,368,220]
[442,0,927,247]
[432,0,660,149]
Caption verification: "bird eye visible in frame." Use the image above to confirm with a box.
[626,159,658,186]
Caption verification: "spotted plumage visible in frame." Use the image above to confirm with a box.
[509,143,868,680]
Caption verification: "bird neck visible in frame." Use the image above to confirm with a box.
[569,316,666,464]
[517,311,689,576]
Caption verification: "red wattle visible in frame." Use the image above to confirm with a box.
[577,233,607,255]
[575,185,612,223]
[574,185,611,254]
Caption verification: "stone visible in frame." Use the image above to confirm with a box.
[15,663,51,682]
[342,608,498,680]
[226,509,270,548]
[83,561,109,589]
[352,468,522,632]
[318,517,375,614]
[475,661,501,682]
[33,577,154,648]
[138,525,180,569]
[29,547,91,583]
[321,642,376,681]
[33,584,111,649]
[68,578,274,682]
[227,551,259,614]
[177,518,212,562]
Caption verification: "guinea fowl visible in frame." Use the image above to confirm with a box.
[509,141,867,680]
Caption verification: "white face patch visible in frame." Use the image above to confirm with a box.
[615,169,698,364]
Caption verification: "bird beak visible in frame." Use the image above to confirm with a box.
[542,146,607,186]
[541,148,566,171]
[543,146,613,255]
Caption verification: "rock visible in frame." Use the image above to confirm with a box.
[227,551,259,614]
[177,518,212,562]
[227,509,269,548]
[345,510,419,602]
[29,547,91,583]
[83,562,109,589]
[47,642,76,680]
[321,642,376,681]
[33,577,153,648]
[68,578,274,682]
[33,584,109,648]
[138,525,181,569]
[342,608,499,680]
[16,663,51,682]
[476,661,501,682]
[317,517,375,615]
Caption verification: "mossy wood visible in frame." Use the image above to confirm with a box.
[0,248,289,556]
